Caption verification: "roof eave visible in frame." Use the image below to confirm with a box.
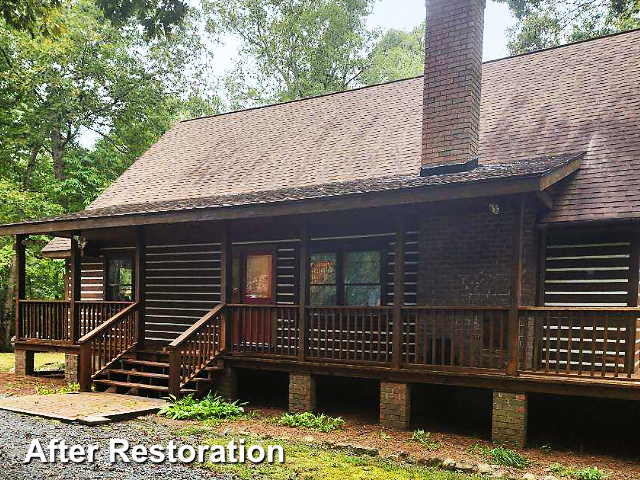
[0,155,583,236]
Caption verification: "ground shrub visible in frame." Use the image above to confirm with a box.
[411,429,442,450]
[159,393,246,420]
[469,443,529,469]
[276,412,344,432]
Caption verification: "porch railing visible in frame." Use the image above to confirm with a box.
[168,303,226,395]
[78,302,140,391]
[229,304,299,357]
[16,300,132,345]
[401,306,510,371]
[518,307,640,379]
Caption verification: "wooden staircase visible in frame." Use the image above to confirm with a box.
[92,347,224,398]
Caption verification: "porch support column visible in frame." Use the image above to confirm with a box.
[627,227,640,374]
[380,381,410,430]
[220,221,232,351]
[69,233,82,344]
[135,226,146,348]
[14,349,34,376]
[507,197,525,375]
[14,234,26,342]
[492,390,528,447]
[289,373,316,413]
[392,217,405,369]
[298,222,309,362]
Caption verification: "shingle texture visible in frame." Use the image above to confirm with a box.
[20,30,640,228]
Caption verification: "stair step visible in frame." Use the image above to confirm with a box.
[121,359,170,368]
[94,379,169,392]
[107,369,169,380]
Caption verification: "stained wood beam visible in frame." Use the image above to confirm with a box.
[220,221,232,351]
[135,226,146,348]
[15,234,26,341]
[392,217,405,368]
[298,221,309,362]
[507,197,525,375]
[534,191,553,210]
[69,233,82,345]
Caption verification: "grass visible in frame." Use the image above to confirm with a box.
[274,412,345,433]
[411,429,442,451]
[0,352,65,372]
[550,463,609,480]
[188,432,490,480]
[469,443,529,469]
[35,382,80,395]
[159,393,246,420]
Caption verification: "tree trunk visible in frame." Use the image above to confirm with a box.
[51,127,65,181]
[0,254,17,351]
[23,145,40,190]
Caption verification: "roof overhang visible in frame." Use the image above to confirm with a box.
[0,153,584,237]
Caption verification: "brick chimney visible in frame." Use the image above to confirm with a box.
[421,0,486,176]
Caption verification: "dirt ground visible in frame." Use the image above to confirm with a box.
[0,372,67,396]
[154,406,640,480]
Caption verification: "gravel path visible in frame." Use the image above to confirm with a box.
[0,410,228,480]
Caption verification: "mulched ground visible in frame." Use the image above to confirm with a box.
[0,372,67,396]
[154,406,640,480]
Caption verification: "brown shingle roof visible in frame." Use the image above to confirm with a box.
[11,30,640,231]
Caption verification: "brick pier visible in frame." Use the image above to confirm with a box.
[492,391,528,447]
[289,373,316,413]
[380,381,411,430]
[14,349,34,376]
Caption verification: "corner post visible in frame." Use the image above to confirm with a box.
[298,221,309,362]
[220,221,232,351]
[70,233,82,344]
[168,349,181,397]
[15,234,26,341]
[626,227,640,375]
[392,216,406,369]
[508,197,525,375]
[135,226,146,348]
[79,342,92,391]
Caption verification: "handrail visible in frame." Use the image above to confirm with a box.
[78,302,139,344]
[168,303,226,350]
[519,306,640,312]
[168,303,227,395]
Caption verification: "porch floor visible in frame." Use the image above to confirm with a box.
[0,392,165,423]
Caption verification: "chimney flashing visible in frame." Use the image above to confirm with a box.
[420,155,479,177]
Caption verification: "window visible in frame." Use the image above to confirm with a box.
[106,258,133,301]
[344,251,381,306]
[310,253,337,306]
[245,254,273,301]
[310,250,381,306]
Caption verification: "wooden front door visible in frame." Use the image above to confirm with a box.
[232,249,276,347]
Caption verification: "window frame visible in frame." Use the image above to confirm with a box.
[103,255,135,302]
[308,238,388,307]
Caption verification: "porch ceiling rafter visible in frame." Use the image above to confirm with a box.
[0,153,584,237]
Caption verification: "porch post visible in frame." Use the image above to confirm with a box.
[627,228,640,375]
[298,221,309,362]
[14,234,26,342]
[135,226,146,348]
[392,217,405,369]
[69,233,82,344]
[507,197,525,375]
[220,221,232,351]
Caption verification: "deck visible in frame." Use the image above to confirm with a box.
[14,300,640,399]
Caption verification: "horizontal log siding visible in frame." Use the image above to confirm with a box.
[276,243,299,305]
[80,257,104,300]
[387,229,419,306]
[145,241,222,343]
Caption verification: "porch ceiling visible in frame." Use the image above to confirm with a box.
[0,152,584,236]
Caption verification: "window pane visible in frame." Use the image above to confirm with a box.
[246,254,272,299]
[344,251,380,284]
[310,253,336,284]
[107,258,133,301]
[345,285,381,307]
[311,285,338,306]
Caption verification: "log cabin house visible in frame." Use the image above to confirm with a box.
[2,0,640,447]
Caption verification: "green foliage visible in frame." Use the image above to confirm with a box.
[410,429,442,451]
[96,0,189,39]
[362,22,425,85]
[35,382,80,394]
[0,0,63,36]
[203,0,379,107]
[496,0,640,54]
[159,393,246,420]
[276,411,345,432]
[470,443,529,469]
[550,463,609,479]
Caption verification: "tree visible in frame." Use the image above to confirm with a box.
[203,0,379,107]
[496,0,640,54]
[361,22,425,85]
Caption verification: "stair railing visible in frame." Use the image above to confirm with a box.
[167,303,227,396]
[78,302,140,391]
